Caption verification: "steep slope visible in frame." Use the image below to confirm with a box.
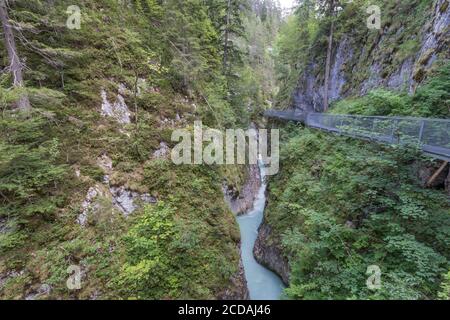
[276,0,449,112]
[258,122,449,300]
[260,0,450,300]
[0,0,281,300]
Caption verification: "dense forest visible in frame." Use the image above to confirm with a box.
[0,0,282,299]
[260,0,450,300]
[0,0,449,301]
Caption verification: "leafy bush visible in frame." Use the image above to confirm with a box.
[331,89,411,116]
[331,63,450,118]
[438,271,450,300]
[266,126,450,300]
[412,63,450,118]
[116,202,182,299]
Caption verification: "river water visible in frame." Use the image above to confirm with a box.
[236,160,286,300]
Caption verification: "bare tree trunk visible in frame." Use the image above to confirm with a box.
[323,19,334,113]
[223,0,231,74]
[133,71,139,124]
[0,0,31,112]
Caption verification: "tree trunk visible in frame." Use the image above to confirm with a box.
[0,0,31,111]
[323,19,334,113]
[223,0,231,74]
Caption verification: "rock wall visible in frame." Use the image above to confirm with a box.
[217,253,249,300]
[292,0,450,112]
[224,164,262,215]
[76,154,157,226]
[253,221,290,285]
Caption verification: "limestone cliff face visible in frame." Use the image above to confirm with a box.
[223,164,262,216]
[220,163,261,300]
[292,0,450,112]
[253,221,290,285]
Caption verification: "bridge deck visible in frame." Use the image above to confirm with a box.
[264,110,450,162]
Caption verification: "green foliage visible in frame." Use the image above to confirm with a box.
[164,0,222,89]
[273,0,440,108]
[266,125,450,300]
[116,202,181,299]
[397,39,420,61]
[274,4,319,107]
[331,89,411,116]
[0,0,281,300]
[331,63,450,118]
[412,63,450,118]
[0,114,67,220]
[114,160,241,299]
[0,229,27,253]
[240,0,448,301]
[438,270,450,300]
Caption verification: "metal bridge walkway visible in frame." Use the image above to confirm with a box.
[264,110,450,162]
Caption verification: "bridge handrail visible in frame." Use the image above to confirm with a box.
[264,109,450,162]
[264,110,450,122]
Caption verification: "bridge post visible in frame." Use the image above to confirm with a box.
[370,118,376,141]
[390,120,399,144]
[418,120,425,146]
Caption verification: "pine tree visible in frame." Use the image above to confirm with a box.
[206,0,248,76]
[163,0,221,94]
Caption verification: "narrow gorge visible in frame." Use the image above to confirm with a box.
[0,0,449,302]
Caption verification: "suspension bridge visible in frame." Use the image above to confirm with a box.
[264,109,450,163]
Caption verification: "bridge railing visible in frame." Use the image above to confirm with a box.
[264,110,450,161]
